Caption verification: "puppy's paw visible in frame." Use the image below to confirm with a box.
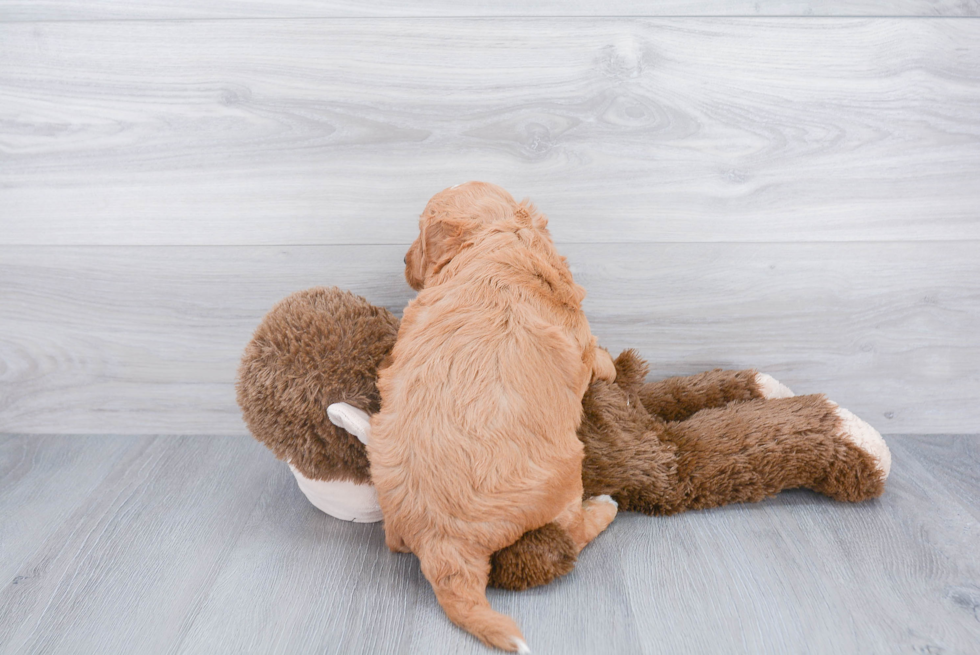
[832,404,892,479]
[384,529,411,554]
[584,494,619,529]
[755,372,795,399]
[591,494,618,509]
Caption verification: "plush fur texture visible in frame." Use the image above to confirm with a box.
[369,183,617,651]
[578,351,879,513]
[237,287,398,483]
[636,368,760,422]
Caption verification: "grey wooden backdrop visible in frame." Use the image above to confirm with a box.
[1,2,978,435]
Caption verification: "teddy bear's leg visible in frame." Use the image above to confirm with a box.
[487,522,579,591]
[486,495,618,591]
[638,369,793,422]
[657,394,890,513]
[811,403,892,501]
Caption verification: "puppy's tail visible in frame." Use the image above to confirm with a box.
[418,540,530,653]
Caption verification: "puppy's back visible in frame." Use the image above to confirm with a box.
[372,271,588,530]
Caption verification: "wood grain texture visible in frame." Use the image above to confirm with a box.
[2,18,978,245]
[1,1,979,20]
[893,434,980,523]
[619,435,980,654]
[0,434,977,654]
[1,241,976,435]
[0,434,136,591]
[0,435,275,654]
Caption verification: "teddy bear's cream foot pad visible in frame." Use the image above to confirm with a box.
[832,404,892,478]
[755,372,795,399]
[288,465,383,523]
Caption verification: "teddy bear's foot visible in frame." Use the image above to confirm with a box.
[813,403,891,502]
[754,373,795,399]
[833,404,891,478]
[488,523,577,591]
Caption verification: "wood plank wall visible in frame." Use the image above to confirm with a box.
[1,3,978,434]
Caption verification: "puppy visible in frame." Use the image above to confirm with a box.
[369,182,618,652]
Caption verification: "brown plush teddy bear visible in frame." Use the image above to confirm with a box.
[237,286,890,591]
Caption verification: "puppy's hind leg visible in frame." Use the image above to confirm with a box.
[554,494,618,554]
[417,540,529,653]
[384,528,411,553]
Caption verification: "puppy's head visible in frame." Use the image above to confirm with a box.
[404,181,521,290]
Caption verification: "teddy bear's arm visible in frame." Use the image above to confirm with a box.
[638,369,792,422]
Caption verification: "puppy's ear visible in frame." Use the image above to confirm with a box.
[404,236,427,291]
[422,216,474,277]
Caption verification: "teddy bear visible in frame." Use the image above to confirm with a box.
[237,286,890,591]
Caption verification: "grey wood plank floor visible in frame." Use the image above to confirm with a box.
[1,434,978,655]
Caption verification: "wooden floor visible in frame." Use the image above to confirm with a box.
[1,433,978,654]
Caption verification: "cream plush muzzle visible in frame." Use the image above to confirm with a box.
[288,403,383,523]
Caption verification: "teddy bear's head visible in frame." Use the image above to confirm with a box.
[237,287,399,484]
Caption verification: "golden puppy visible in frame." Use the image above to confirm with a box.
[369,182,618,652]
